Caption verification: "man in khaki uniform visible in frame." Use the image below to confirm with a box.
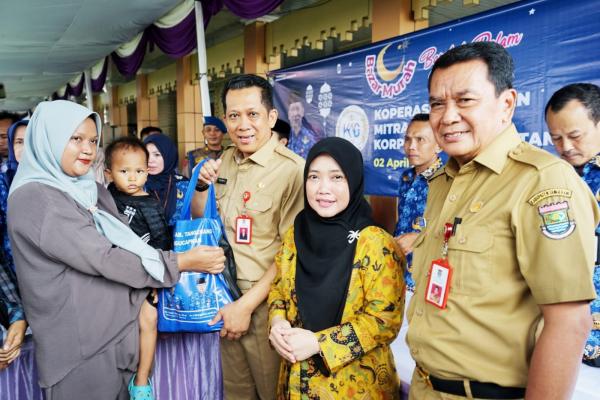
[197,74,304,400]
[407,42,599,399]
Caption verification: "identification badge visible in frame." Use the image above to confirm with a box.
[235,215,252,244]
[425,259,452,309]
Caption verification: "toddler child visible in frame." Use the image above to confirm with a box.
[105,136,172,400]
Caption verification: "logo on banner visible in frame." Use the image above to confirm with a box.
[418,30,524,70]
[306,84,314,104]
[336,105,369,151]
[318,83,332,119]
[365,43,417,99]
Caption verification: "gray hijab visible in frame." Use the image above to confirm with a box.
[10,100,165,282]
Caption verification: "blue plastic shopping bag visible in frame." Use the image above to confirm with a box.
[157,161,234,332]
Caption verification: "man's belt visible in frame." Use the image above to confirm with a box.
[417,365,525,399]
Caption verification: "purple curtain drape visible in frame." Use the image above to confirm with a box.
[0,338,44,399]
[51,72,85,100]
[59,0,285,95]
[110,0,284,78]
[0,333,223,400]
[153,332,223,400]
[223,0,284,19]
[148,10,197,59]
[91,57,109,92]
[68,74,85,97]
[202,0,223,26]
[111,32,149,78]
[51,91,68,101]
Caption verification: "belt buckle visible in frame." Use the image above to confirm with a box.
[416,365,432,388]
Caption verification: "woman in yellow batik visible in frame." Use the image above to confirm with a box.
[268,137,405,400]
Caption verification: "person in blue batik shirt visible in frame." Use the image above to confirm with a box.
[546,83,600,367]
[393,113,443,292]
[287,97,318,158]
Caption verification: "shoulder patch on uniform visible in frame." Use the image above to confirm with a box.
[509,142,562,170]
[538,201,576,239]
[527,189,572,206]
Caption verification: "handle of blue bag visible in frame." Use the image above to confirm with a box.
[181,159,218,220]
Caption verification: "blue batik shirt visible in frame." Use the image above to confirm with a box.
[393,156,444,292]
[289,126,317,159]
[580,154,600,365]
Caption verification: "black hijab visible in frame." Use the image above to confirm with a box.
[294,137,374,333]
[143,133,179,222]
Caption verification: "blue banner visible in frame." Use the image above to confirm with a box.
[268,0,600,196]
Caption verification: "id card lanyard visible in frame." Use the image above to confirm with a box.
[235,191,253,244]
[424,222,455,309]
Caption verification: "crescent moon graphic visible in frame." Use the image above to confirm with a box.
[376,43,405,82]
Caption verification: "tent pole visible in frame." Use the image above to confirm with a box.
[84,70,93,110]
[194,1,211,117]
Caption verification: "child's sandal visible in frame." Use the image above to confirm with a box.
[128,374,155,400]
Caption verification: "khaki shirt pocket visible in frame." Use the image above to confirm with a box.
[447,225,494,296]
[244,194,275,245]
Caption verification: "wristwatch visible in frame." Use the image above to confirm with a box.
[195,182,209,192]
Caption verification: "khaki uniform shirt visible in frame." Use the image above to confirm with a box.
[407,125,599,387]
[215,135,305,283]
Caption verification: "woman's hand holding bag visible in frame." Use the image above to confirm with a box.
[179,245,226,274]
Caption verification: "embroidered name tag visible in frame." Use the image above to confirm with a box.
[528,189,572,206]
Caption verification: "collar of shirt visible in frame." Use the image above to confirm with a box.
[440,124,521,179]
[402,155,444,184]
[420,156,444,179]
[232,134,279,167]
[582,154,600,177]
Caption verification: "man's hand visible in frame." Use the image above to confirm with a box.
[198,159,222,185]
[269,316,295,363]
[284,328,320,362]
[393,232,419,256]
[208,300,252,340]
[179,245,225,273]
[0,320,27,369]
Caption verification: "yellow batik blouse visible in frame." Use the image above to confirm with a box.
[268,225,405,400]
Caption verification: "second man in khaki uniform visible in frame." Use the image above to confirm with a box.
[407,42,598,399]
[198,74,304,400]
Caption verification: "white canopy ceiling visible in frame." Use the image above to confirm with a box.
[0,0,181,111]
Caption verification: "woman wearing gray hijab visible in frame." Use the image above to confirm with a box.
[7,100,225,400]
